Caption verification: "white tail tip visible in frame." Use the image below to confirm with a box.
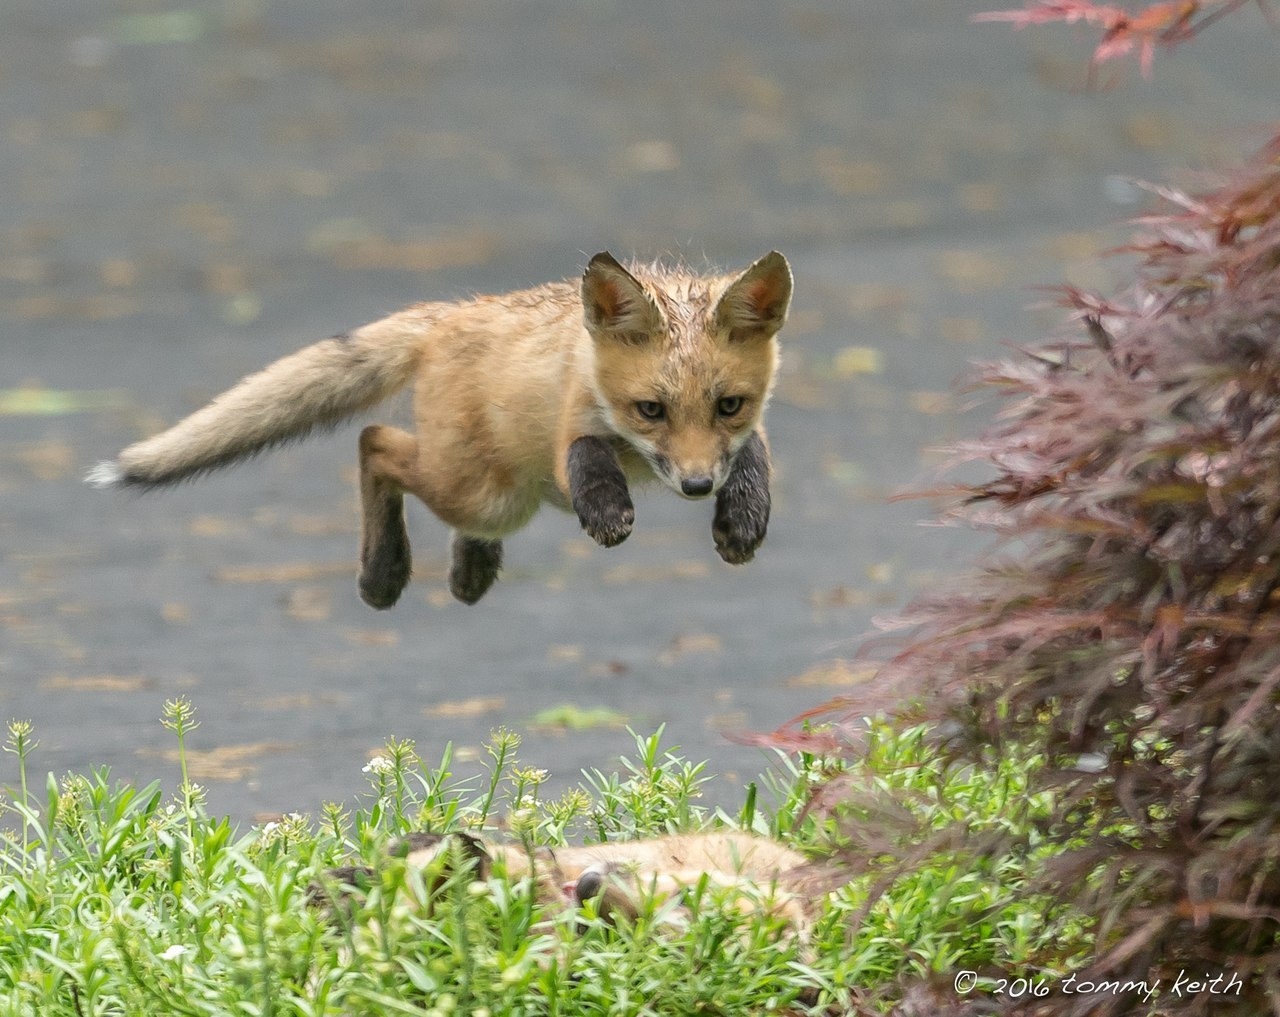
[85,461,123,488]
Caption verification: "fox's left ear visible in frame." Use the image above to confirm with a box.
[714,251,793,343]
[582,252,665,343]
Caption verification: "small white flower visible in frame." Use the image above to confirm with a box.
[159,944,188,961]
[261,821,278,836]
[362,755,394,776]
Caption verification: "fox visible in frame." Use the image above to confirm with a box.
[315,829,845,940]
[87,252,793,608]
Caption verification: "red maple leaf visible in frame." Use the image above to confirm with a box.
[976,0,1270,77]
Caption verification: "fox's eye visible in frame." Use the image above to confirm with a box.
[717,396,744,417]
[636,400,665,420]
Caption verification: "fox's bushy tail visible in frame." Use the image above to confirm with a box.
[87,314,428,488]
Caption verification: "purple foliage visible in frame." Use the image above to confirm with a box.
[791,139,1280,1014]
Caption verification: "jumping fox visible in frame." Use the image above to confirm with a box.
[88,252,793,608]
[318,829,844,939]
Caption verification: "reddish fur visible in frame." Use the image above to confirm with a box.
[95,252,792,604]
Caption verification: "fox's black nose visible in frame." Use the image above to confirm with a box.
[681,476,714,497]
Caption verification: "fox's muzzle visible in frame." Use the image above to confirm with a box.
[658,462,725,499]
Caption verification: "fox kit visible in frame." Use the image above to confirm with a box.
[317,829,843,940]
[89,252,793,608]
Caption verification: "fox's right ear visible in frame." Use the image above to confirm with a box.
[714,251,793,343]
[582,253,665,343]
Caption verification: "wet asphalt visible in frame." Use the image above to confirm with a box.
[1,0,1276,822]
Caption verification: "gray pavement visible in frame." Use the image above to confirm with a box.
[2,0,1276,822]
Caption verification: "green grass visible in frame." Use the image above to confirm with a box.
[0,704,1091,1015]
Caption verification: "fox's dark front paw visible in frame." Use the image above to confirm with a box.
[713,511,767,564]
[713,432,771,564]
[577,488,635,547]
[567,435,634,548]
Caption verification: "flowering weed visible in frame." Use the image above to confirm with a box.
[0,710,1076,1015]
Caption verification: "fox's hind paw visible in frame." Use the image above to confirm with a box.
[448,535,503,605]
[359,530,412,609]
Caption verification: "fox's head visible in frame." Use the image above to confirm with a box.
[580,251,792,499]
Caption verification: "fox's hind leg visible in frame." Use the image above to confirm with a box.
[448,534,503,605]
[357,424,417,609]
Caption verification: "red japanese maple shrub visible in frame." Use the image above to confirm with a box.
[814,139,1280,1015]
